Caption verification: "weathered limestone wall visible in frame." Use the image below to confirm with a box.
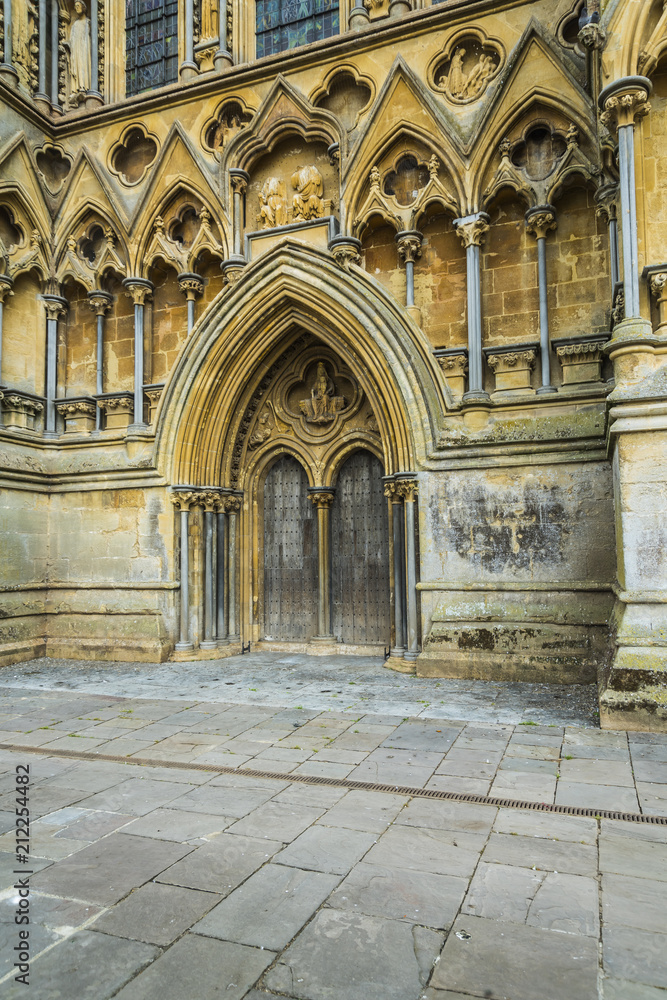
[1,273,44,395]
[418,459,616,683]
[482,196,538,349]
[415,210,467,350]
[63,283,96,397]
[0,488,48,664]
[103,276,136,392]
[0,484,178,665]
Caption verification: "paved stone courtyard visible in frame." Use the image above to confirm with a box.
[0,654,665,999]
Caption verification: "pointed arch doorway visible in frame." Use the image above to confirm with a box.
[261,447,390,648]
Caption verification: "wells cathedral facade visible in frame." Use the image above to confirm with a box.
[0,0,666,730]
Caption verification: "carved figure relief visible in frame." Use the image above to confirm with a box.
[66,0,91,104]
[259,178,287,229]
[200,0,219,40]
[291,166,324,222]
[299,363,345,424]
[205,102,253,151]
[248,407,274,449]
[433,36,502,104]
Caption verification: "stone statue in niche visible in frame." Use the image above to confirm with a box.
[259,178,287,229]
[291,166,324,222]
[299,363,345,424]
[200,0,219,40]
[439,42,499,102]
[67,0,92,103]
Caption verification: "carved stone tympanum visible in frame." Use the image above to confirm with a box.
[299,363,345,424]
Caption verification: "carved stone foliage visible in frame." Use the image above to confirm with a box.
[144,205,225,275]
[483,124,600,209]
[430,31,503,104]
[230,336,378,488]
[204,101,254,153]
[35,145,72,194]
[353,150,457,236]
[57,222,126,291]
[109,125,158,186]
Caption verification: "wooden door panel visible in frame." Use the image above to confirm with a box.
[263,455,318,640]
[332,451,390,644]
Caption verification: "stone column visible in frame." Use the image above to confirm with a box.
[216,499,228,645]
[35,0,50,109]
[596,185,620,292]
[383,479,406,659]
[308,488,336,642]
[87,290,112,431]
[454,213,490,402]
[229,169,249,259]
[226,494,242,642]
[50,0,59,108]
[178,273,204,335]
[525,206,558,394]
[214,0,232,70]
[122,278,153,428]
[43,294,68,436]
[181,0,198,81]
[348,0,369,32]
[0,274,14,391]
[199,491,219,649]
[397,477,419,662]
[396,230,422,320]
[599,77,652,322]
[170,490,198,651]
[89,0,101,102]
[0,0,19,87]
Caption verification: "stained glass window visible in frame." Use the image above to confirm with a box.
[126,0,178,97]
[256,0,339,59]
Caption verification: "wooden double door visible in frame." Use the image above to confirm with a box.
[263,450,390,644]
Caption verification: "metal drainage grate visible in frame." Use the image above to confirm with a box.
[2,741,665,826]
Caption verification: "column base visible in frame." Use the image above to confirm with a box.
[214,50,233,71]
[407,305,422,326]
[310,634,338,644]
[175,641,194,652]
[403,649,420,662]
[536,384,558,395]
[389,0,411,16]
[390,646,406,658]
[85,91,104,109]
[348,9,370,30]
[33,93,51,114]
[199,640,218,650]
[180,61,199,82]
[216,637,229,647]
[0,64,19,88]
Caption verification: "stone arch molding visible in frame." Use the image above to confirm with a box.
[155,241,450,487]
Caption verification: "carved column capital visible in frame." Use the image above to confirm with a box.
[42,294,68,321]
[308,488,335,509]
[595,184,618,224]
[396,231,423,264]
[0,274,15,303]
[178,272,204,300]
[382,479,403,504]
[648,269,667,302]
[329,236,362,272]
[224,494,243,514]
[599,77,652,131]
[122,277,154,306]
[437,353,468,376]
[197,490,221,512]
[87,290,113,316]
[396,478,419,503]
[229,168,250,196]
[525,206,557,240]
[453,213,490,249]
[170,490,199,512]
